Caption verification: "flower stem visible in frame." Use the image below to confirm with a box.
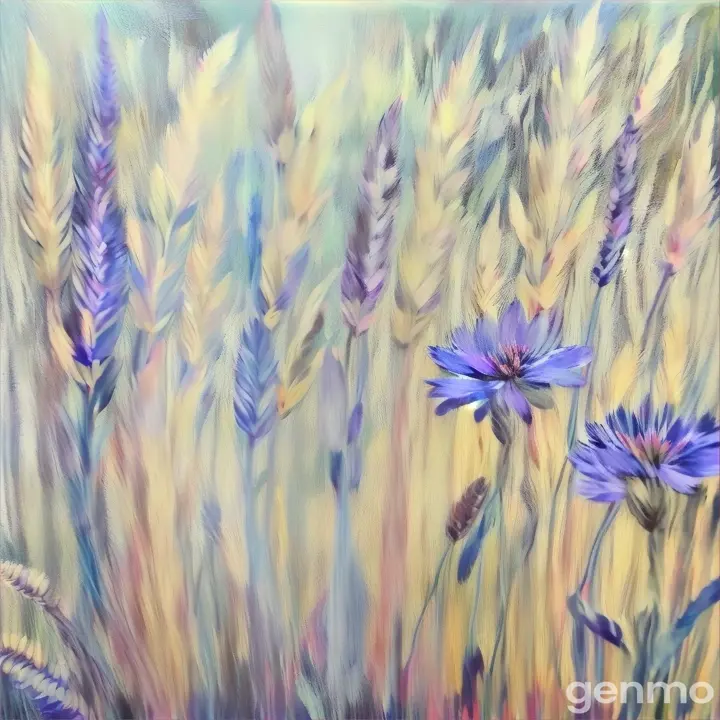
[648,530,664,611]
[578,502,620,593]
[404,543,452,668]
[71,386,105,630]
[567,286,602,452]
[483,441,512,720]
[467,488,500,648]
[640,266,673,355]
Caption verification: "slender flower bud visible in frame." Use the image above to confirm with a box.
[67,13,127,369]
[341,99,402,335]
[592,116,639,287]
[446,477,488,542]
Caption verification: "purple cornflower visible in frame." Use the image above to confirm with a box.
[341,100,402,335]
[592,116,639,287]
[234,318,278,444]
[427,301,592,427]
[570,398,720,531]
[68,13,127,368]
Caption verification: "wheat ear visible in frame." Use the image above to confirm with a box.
[392,30,484,346]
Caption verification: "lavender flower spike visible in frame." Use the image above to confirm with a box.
[68,13,127,369]
[341,99,402,335]
[592,115,639,287]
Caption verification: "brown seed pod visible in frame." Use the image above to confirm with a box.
[446,477,489,542]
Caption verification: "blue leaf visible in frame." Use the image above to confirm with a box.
[329,451,343,492]
[91,357,120,414]
[567,593,627,651]
[651,576,720,678]
[347,403,363,445]
[171,202,198,233]
[457,494,498,584]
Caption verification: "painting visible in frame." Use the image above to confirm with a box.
[0,0,718,718]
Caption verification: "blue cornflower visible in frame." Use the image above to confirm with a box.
[570,398,719,530]
[426,300,592,427]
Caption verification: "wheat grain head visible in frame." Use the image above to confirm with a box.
[19,32,73,295]
[392,30,484,346]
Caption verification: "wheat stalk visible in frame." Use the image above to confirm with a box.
[0,634,89,720]
[19,32,73,296]
[511,3,604,314]
[0,560,116,717]
[127,31,238,351]
[392,29,485,346]
[255,0,296,164]
[179,178,230,375]
[469,201,505,321]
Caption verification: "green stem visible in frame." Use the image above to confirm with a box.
[567,286,602,451]
[648,531,664,612]
[640,266,673,355]
[404,543,452,667]
[579,502,620,593]
[482,441,513,719]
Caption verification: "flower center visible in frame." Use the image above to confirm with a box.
[496,343,528,378]
[619,430,671,468]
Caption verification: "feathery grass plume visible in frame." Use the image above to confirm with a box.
[67,13,127,380]
[19,32,73,296]
[0,634,88,720]
[179,178,230,373]
[392,30,484,346]
[255,0,296,164]
[341,99,402,336]
[592,116,640,287]
[234,318,278,445]
[127,30,238,361]
[446,478,489,543]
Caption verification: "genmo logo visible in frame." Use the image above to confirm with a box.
[566,681,715,714]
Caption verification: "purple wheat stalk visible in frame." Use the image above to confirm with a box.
[68,13,127,370]
[341,99,402,335]
[65,12,126,630]
[565,115,640,452]
[592,115,639,288]
[234,318,278,445]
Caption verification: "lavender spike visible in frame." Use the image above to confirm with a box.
[341,99,402,335]
[592,116,639,287]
